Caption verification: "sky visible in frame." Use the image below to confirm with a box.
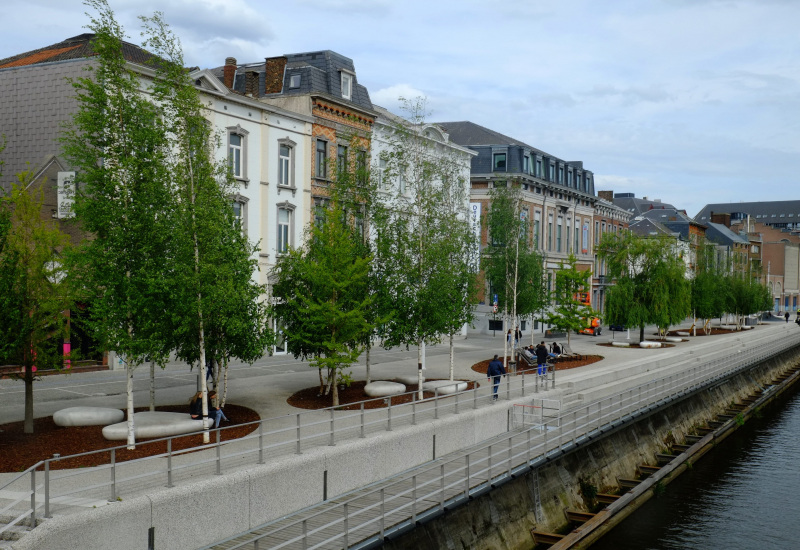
[3,0,799,218]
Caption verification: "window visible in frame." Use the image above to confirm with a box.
[534,211,541,249]
[536,159,542,177]
[558,166,564,184]
[493,153,507,171]
[316,139,327,179]
[567,170,573,187]
[556,216,563,252]
[574,219,580,253]
[523,155,530,174]
[277,138,296,188]
[314,200,327,228]
[356,150,367,184]
[231,194,249,236]
[549,163,555,181]
[378,158,388,189]
[520,208,529,240]
[566,219,571,253]
[227,126,249,182]
[229,134,243,178]
[276,203,296,253]
[398,164,406,194]
[337,145,348,175]
[548,213,553,251]
[289,74,301,88]
[341,72,353,100]
[594,221,599,245]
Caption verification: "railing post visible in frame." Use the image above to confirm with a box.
[258,422,265,464]
[344,502,349,548]
[464,454,470,498]
[435,389,439,419]
[506,375,511,400]
[387,399,392,431]
[380,488,386,538]
[30,467,36,529]
[166,439,174,488]
[455,391,459,415]
[44,459,51,518]
[412,476,417,524]
[302,519,308,550]
[507,436,513,477]
[109,448,116,502]
[360,402,365,438]
[296,414,302,455]
[215,428,222,475]
[522,370,525,397]
[488,445,492,481]
[473,385,478,409]
[527,427,531,464]
[440,464,445,510]
[329,408,335,446]
[551,364,555,390]
[412,392,417,425]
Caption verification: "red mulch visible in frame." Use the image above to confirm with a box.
[287,379,479,411]
[666,328,737,336]
[0,404,260,473]
[471,354,602,374]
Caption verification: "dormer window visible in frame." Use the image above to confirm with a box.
[289,74,301,88]
[341,72,353,100]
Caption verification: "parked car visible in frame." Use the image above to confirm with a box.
[609,323,626,332]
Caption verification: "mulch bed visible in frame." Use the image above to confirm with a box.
[666,328,737,336]
[0,404,260,472]
[471,354,603,374]
[287,379,479,411]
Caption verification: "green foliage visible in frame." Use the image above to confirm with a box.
[579,478,598,502]
[599,231,691,341]
[373,98,478,355]
[735,412,745,426]
[272,200,374,407]
[546,254,597,344]
[0,172,73,433]
[482,184,546,326]
[692,242,728,331]
[653,480,666,497]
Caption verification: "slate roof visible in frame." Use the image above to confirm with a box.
[211,50,373,111]
[639,207,693,223]
[695,200,800,224]
[705,222,749,247]
[435,121,550,157]
[0,33,158,70]
[629,218,678,238]
[612,194,678,216]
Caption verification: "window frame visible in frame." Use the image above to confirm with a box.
[341,71,353,100]
[277,137,297,189]
[315,138,328,180]
[231,193,249,236]
[276,201,296,254]
[227,125,249,183]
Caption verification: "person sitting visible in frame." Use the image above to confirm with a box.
[551,342,562,356]
[189,391,229,428]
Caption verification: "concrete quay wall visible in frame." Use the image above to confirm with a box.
[382,345,800,550]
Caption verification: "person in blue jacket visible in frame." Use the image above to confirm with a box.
[487,355,507,401]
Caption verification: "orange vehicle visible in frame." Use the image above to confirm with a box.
[575,292,601,336]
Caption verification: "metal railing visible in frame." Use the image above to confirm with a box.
[0,362,558,535]
[202,330,800,550]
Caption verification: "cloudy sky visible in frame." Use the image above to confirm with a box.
[3,0,799,217]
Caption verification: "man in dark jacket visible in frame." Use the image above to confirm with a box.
[487,355,506,401]
[535,341,549,377]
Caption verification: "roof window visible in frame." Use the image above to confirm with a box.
[289,74,301,88]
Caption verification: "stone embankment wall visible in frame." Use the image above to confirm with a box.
[382,347,800,550]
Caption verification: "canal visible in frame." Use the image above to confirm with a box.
[591,382,800,550]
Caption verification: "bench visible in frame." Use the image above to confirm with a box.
[102,411,207,440]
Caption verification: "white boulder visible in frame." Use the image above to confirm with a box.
[639,341,661,349]
[611,341,630,348]
[422,380,468,394]
[102,411,206,440]
[364,381,406,397]
[54,407,124,427]
[394,375,423,386]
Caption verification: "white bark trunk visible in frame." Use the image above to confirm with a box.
[417,342,424,400]
[126,363,135,450]
[221,356,229,407]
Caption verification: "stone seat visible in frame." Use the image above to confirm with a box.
[53,406,124,427]
[364,381,406,397]
[422,380,468,394]
[102,411,207,440]
[394,375,424,386]
[611,341,630,348]
[664,336,683,343]
[639,341,661,349]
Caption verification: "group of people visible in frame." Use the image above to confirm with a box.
[487,340,559,400]
[506,326,523,347]
[189,390,229,428]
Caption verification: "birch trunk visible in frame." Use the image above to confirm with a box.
[366,345,371,385]
[126,362,136,449]
[221,355,229,407]
[149,360,155,411]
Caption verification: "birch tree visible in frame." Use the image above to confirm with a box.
[373,99,476,397]
[63,0,174,448]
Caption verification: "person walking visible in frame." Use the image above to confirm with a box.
[515,325,522,346]
[535,341,549,377]
[785,311,790,323]
[487,354,506,401]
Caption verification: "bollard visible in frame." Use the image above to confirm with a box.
[215,428,222,475]
[258,422,265,465]
[296,414,302,455]
[167,439,174,488]
[109,448,116,502]
[329,408,335,446]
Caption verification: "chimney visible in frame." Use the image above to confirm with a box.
[710,211,732,228]
[264,56,288,94]
[245,70,259,97]
[598,190,614,202]
[223,57,237,89]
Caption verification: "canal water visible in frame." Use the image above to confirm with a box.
[591,384,800,550]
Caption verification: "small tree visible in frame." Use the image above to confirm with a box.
[546,254,597,345]
[0,172,73,434]
[483,183,546,366]
[691,242,728,334]
[272,200,374,407]
[599,231,691,342]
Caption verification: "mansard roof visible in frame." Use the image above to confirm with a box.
[435,121,550,157]
[612,193,678,216]
[695,200,800,224]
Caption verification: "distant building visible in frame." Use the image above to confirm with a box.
[695,200,800,233]
[611,192,677,216]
